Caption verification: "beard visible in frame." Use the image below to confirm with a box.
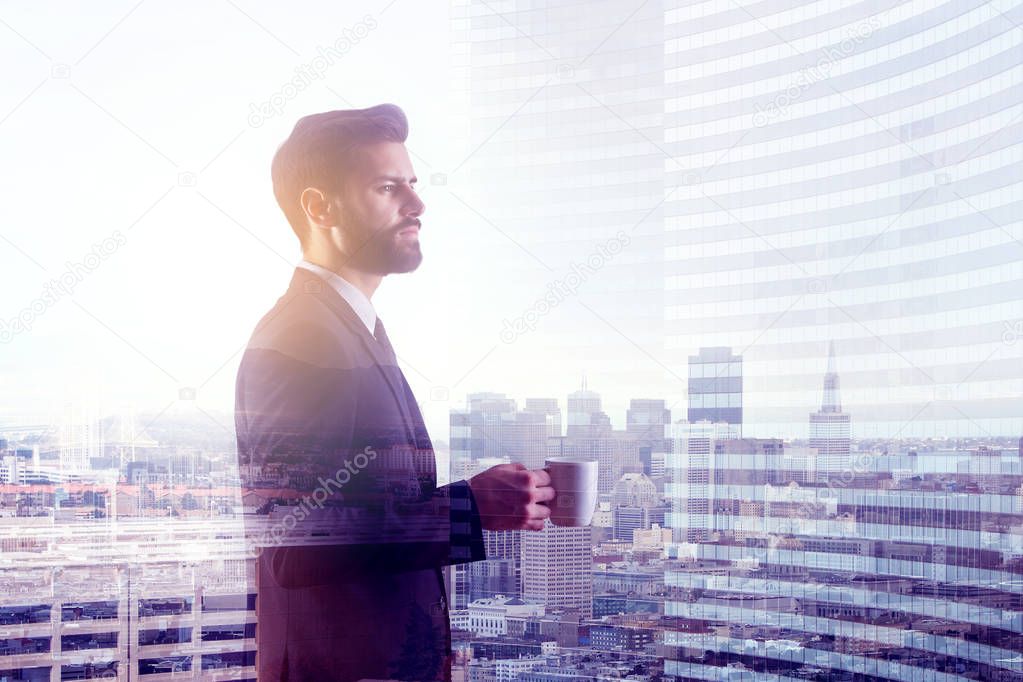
[340,209,422,275]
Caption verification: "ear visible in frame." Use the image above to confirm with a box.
[299,187,337,228]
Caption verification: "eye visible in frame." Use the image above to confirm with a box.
[381,184,396,192]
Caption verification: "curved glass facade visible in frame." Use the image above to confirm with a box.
[668,2,1023,678]
[452,1,1023,680]
[664,0,1023,439]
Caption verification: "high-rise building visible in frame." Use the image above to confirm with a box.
[450,1,1023,678]
[523,398,563,438]
[451,393,519,467]
[660,0,1023,439]
[612,505,668,544]
[453,526,526,611]
[461,528,525,608]
[59,402,104,472]
[626,399,672,453]
[667,420,729,545]
[449,394,543,607]
[521,521,592,619]
[450,393,549,472]
[496,412,549,471]
[687,347,742,437]
[566,381,608,438]
[663,430,1023,680]
[547,432,618,496]
[809,341,852,472]
[450,1,669,404]
[551,383,620,493]
[465,559,518,605]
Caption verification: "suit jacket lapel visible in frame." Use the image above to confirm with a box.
[288,268,418,442]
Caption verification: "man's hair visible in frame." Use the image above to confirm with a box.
[271,104,409,250]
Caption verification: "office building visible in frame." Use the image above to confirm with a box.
[626,399,672,454]
[521,520,592,619]
[450,0,670,404]
[687,347,742,438]
[809,341,852,472]
[523,398,563,439]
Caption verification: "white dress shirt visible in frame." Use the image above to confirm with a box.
[296,259,378,338]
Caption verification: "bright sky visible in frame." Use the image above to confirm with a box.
[0,1,497,440]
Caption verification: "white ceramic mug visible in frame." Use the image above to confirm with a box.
[544,457,598,526]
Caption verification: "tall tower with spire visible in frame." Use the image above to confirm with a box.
[820,341,841,413]
[809,342,852,473]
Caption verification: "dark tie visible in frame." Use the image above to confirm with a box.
[373,317,396,361]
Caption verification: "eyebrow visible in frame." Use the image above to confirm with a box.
[372,175,418,184]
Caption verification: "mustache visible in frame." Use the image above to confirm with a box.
[393,218,420,232]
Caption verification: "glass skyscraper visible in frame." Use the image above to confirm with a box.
[662,0,1023,439]
[687,346,743,436]
[452,1,1023,679]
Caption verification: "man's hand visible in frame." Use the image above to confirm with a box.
[467,463,555,531]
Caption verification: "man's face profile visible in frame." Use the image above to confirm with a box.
[326,141,425,276]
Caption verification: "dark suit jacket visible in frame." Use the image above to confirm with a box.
[234,267,486,681]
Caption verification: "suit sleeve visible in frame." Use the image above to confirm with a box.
[234,323,485,589]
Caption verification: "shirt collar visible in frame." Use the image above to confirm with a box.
[296,259,377,336]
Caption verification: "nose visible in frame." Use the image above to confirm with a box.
[403,188,425,219]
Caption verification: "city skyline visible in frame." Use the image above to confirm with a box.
[2,337,1022,680]
[2,0,1021,679]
